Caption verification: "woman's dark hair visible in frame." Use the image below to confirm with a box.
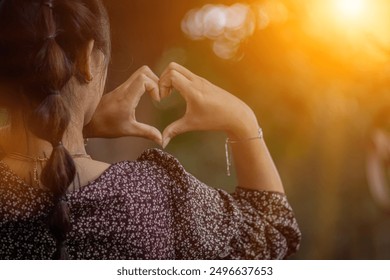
[0,0,110,259]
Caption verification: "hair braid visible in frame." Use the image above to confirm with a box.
[26,0,76,260]
[0,0,110,259]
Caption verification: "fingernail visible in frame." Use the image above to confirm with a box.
[162,137,171,149]
[157,137,163,147]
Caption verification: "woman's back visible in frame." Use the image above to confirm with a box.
[0,149,301,259]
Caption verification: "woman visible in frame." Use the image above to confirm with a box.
[0,0,301,259]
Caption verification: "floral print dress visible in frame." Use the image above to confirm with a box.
[0,149,301,259]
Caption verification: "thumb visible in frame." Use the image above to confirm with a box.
[162,117,189,149]
[131,122,163,146]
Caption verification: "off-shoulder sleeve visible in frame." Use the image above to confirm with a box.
[137,149,301,259]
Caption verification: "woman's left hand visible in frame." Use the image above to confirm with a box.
[83,66,162,146]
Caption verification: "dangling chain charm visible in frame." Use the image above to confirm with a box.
[6,153,47,188]
[5,151,92,188]
[225,127,263,176]
[32,156,47,188]
[225,139,232,176]
[33,158,40,188]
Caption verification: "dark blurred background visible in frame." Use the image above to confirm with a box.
[86,0,390,259]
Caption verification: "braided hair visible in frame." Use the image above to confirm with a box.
[0,0,110,259]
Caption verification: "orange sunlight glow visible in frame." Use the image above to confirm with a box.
[335,0,366,20]
[305,0,390,67]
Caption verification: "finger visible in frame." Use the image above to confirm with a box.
[162,117,190,148]
[160,62,196,81]
[131,121,163,146]
[159,86,173,99]
[138,66,160,99]
[125,65,159,87]
[139,65,160,84]
[159,69,191,100]
[124,74,160,104]
[143,76,160,102]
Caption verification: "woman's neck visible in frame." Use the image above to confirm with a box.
[0,111,87,158]
[0,110,112,190]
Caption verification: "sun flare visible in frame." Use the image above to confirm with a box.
[335,0,366,19]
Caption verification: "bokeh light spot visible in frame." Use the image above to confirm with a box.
[181,3,255,60]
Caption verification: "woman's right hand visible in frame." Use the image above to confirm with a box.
[159,62,260,148]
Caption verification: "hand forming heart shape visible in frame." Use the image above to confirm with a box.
[84,63,259,148]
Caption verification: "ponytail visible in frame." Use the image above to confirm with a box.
[0,0,110,259]
[29,1,76,259]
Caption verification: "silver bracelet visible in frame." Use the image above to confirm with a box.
[225,127,263,176]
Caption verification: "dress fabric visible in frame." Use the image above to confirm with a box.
[0,148,301,260]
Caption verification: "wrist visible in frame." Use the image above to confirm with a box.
[226,110,260,140]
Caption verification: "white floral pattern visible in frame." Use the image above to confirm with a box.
[0,148,301,259]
